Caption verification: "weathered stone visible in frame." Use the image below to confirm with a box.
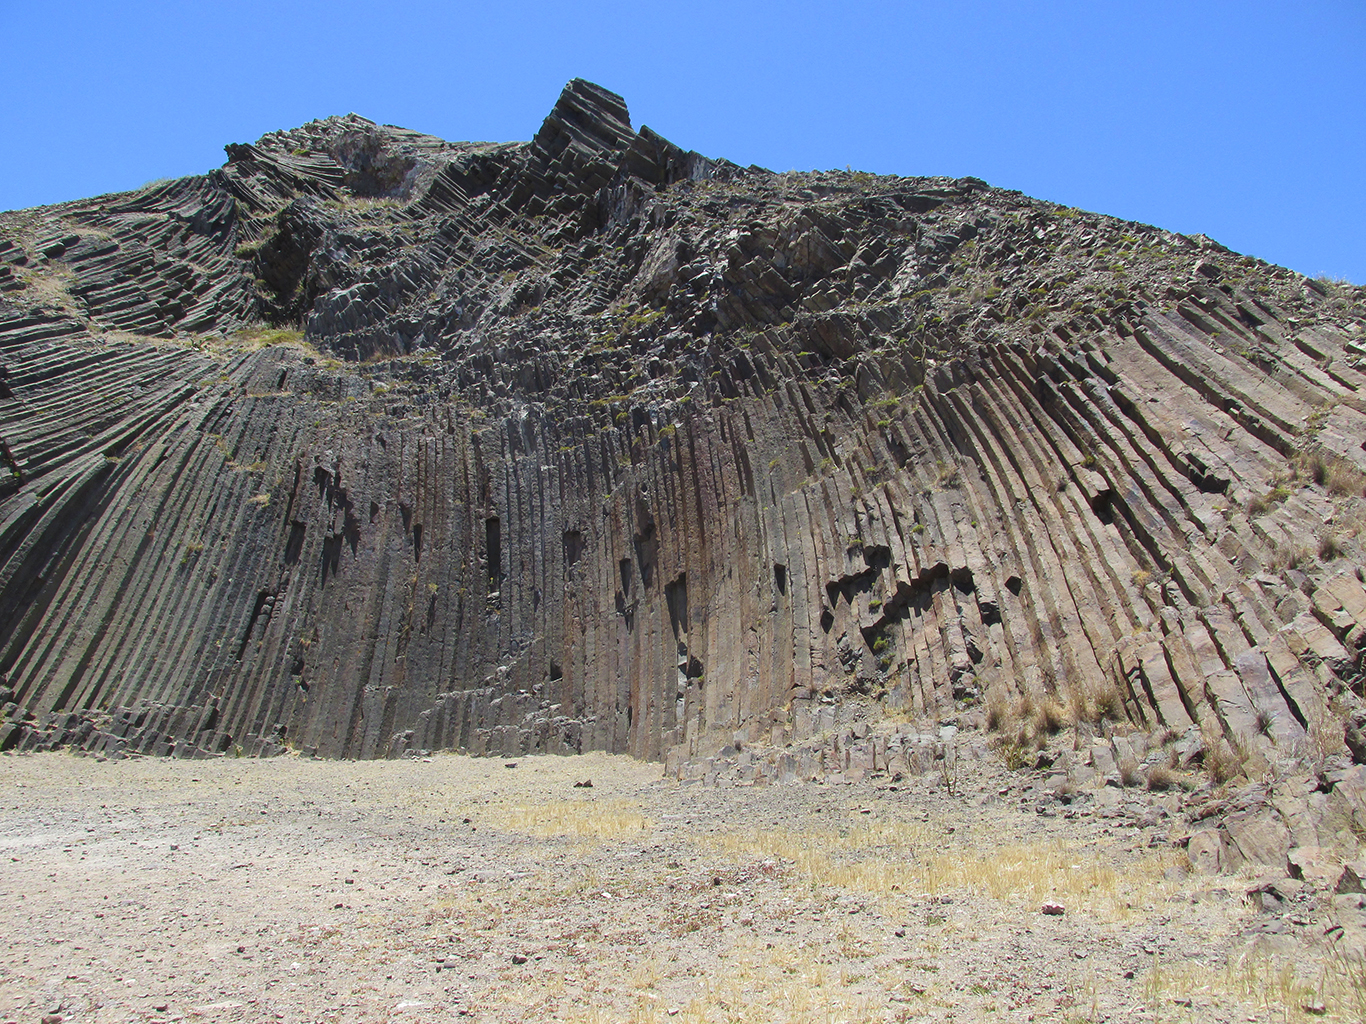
[1287,846,1344,886]
[1336,865,1365,895]
[1346,710,1366,765]
[1188,829,1239,874]
[1224,810,1291,870]
[0,79,1362,769]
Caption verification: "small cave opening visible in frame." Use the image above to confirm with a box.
[634,522,657,588]
[950,566,974,594]
[1091,489,1114,524]
[485,516,501,594]
[563,529,584,569]
[615,590,634,631]
[284,521,306,565]
[320,533,343,585]
[665,574,689,640]
[862,544,891,570]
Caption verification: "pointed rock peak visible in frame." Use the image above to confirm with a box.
[554,79,632,133]
[531,79,636,163]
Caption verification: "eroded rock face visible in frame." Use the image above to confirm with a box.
[0,80,1364,762]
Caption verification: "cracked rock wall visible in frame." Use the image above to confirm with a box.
[1,81,1364,764]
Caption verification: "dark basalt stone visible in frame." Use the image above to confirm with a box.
[0,81,1363,766]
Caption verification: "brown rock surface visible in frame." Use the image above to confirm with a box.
[0,79,1363,773]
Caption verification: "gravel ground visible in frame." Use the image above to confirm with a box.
[0,750,1359,1023]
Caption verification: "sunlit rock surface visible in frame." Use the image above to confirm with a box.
[1,80,1363,765]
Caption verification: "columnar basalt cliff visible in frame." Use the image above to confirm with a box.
[1,80,1364,768]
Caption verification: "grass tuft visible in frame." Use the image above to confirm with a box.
[1145,765,1178,791]
[1118,758,1143,788]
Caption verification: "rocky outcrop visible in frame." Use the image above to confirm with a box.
[1,81,1364,766]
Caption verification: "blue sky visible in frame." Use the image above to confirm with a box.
[3,1,1362,282]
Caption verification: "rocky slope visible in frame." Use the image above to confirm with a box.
[1,79,1364,776]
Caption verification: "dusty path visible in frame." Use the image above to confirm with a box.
[0,750,1359,1023]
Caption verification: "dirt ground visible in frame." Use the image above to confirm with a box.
[0,749,1361,1024]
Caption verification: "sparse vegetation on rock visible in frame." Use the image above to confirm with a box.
[0,80,1362,789]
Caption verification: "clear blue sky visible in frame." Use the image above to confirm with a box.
[3,1,1362,282]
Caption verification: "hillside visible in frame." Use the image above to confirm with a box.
[1,79,1364,781]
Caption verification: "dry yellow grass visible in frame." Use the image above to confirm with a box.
[709,817,1175,922]
[14,264,79,314]
[491,797,655,839]
[4,751,1354,1024]
[557,936,895,1024]
[1143,943,1366,1022]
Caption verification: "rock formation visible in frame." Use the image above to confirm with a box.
[1,80,1364,770]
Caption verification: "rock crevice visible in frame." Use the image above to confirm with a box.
[0,81,1363,767]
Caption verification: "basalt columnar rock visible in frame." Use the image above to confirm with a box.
[1,79,1364,767]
